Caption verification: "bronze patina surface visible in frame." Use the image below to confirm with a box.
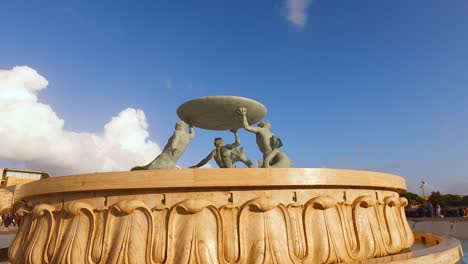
[177,95,266,130]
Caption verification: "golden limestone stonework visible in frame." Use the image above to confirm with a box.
[9,168,414,264]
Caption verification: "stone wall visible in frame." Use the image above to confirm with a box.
[0,188,13,212]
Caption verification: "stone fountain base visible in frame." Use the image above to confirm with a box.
[7,168,432,263]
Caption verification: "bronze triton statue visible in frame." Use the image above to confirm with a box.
[238,107,291,168]
[131,120,194,170]
[190,129,253,168]
[131,96,290,170]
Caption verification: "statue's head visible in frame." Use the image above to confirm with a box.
[214,137,224,147]
[258,121,270,129]
[175,120,187,130]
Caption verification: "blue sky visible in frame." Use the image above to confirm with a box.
[1,0,468,194]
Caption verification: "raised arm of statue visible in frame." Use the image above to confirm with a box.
[238,107,259,133]
[225,129,240,149]
[189,124,195,139]
[190,151,214,168]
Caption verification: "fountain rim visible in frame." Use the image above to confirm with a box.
[357,232,464,263]
[14,168,406,199]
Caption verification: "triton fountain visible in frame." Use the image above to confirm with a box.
[9,96,463,263]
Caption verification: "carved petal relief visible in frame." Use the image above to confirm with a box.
[286,203,306,261]
[220,205,240,263]
[352,195,384,259]
[9,206,34,263]
[9,191,415,264]
[104,200,153,264]
[303,196,352,263]
[50,202,95,264]
[152,207,169,264]
[11,204,56,264]
[399,197,415,248]
[166,199,222,264]
[239,197,292,264]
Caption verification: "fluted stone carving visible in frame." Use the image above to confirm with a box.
[10,190,413,263]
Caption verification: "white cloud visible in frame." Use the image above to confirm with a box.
[176,162,213,169]
[285,0,311,29]
[200,162,213,169]
[0,66,160,175]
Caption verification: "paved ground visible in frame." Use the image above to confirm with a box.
[0,227,17,263]
[408,216,468,222]
[0,229,16,249]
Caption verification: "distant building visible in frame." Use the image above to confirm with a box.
[0,168,49,211]
[1,168,49,187]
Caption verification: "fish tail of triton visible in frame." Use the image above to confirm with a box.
[130,165,146,171]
